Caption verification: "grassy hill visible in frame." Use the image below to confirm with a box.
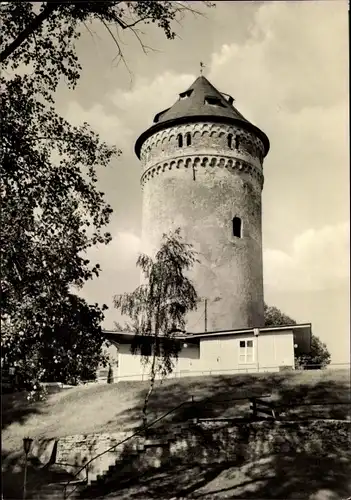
[2,368,350,458]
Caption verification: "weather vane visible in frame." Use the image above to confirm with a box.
[200,61,205,75]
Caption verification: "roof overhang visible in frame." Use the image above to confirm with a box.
[103,323,312,354]
[186,323,312,354]
[102,330,200,346]
[134,115,270,160]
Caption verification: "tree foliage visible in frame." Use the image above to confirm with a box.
[264,303,296,327]
[2,295,109,391]
[264,303,331,369]
[0,2,214,71]
[113,321,133,332]
[295,335,331,370]
[114,228,199,426]
[1,1,210,391]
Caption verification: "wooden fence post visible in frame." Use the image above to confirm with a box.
[251,398,257,419]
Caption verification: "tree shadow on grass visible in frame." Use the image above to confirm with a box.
[111,370,351,433]
[82,369,350,499]
[1,391,42,431]
[192,451,351,500]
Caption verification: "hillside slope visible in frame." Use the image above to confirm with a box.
[2,368,350,456]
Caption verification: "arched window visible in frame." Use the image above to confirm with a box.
[233,216,242,238]
[235,136,240,150]
[186,132,191,146]
[227,134,233,148]
[177,134,183,148]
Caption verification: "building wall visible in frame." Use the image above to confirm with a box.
[138,121,266,332]
[117,342,201,381]
[118,343,149,381]
[257,330,295,370]
[116,330,295,381]
[196,330,294,374]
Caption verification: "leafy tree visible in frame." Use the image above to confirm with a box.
[264,303,296,327]
[1,1,211,390]
[0,2,213,68]
[264,303,331,369]
[295,335,331,370]
[2,295,109,389]
[113,321,134,332]
[114,228,199,427]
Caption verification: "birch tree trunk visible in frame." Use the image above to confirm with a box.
[142,350,157,429]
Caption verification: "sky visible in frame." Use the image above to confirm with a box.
[55,1,349,365]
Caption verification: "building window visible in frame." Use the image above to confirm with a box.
[140,342,152,356]
[179,89,193,100]
[177,134,183,148]
[232,216,242,238]
[186,132,191,146]
[204,96,225,107]
[221,93,234,105]
[235,136,240,150]
[239,339,254,363]
[227,134,233,148]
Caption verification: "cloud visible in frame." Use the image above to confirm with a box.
[208,1,348,116]
[87,231,141,272]
[65,1,348,298]
[65,101,133,149]
[109,71,195,145]
[263,221,349,291]
[63,1,348,174]
[64,72,196,155]
[67,2,348,358]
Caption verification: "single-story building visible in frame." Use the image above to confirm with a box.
[97,324,312,383]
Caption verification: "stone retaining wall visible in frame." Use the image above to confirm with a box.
[31,420,351,483]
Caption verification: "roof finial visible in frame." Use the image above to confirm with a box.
[200,61,205,76]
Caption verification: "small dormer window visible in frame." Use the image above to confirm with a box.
[179,89,193,100]
[177,134,183,148]
[186,132,191,146]
[204,96,225,107]
[221,93,234,105]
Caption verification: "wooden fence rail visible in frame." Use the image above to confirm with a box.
[249,397,278,419]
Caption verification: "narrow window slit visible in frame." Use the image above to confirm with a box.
[233,216,242,238]
[227,134,233,148]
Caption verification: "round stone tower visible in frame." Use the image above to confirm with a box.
[135,76,270,332]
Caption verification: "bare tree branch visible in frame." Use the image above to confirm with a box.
[82,20,100,43]
[97,15,133,79]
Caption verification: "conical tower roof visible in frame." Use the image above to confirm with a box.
[135,76,269,158]
[155,76,249,123]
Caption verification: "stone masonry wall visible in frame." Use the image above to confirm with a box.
[34,421,350,485]
[140,122,265,171]
[54,431,137,480]
[182,420,351,465]
[139,120,266,331]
